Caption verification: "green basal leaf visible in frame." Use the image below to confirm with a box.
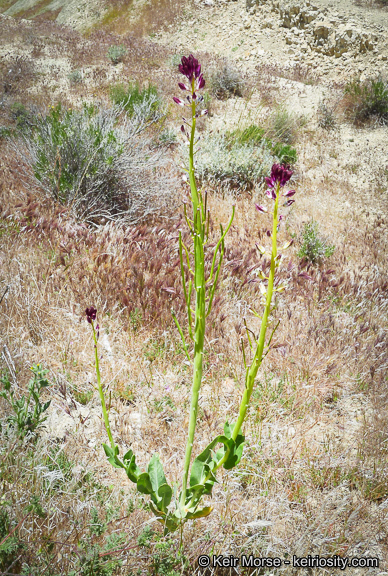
[148,453,167,493]
[157,483,173,512]
[137,472,153,495]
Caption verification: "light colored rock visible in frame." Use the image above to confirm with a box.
[45,409,76,440]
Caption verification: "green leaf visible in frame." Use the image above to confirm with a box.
[157,483,172,512]
[122,449,141,483]
[223,433,245,470]
[189,435,228,487]
[137,472,153,495]
[102,443,124,469]
[186,506,213,520]
[224,421,232,438]
[148,453,167,493]
[42,400,51,412]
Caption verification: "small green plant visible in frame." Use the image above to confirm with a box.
[0,507,22,572]
[154,396,175,413]
[0,126,11,139]
[109,82,161,119]
[297,220,335,264]
[158,129,177,146]
[317,99,337,130]
[73,386,93,405]
[209,60,243,99]
[10,102,32,130]
[266,104,304,145]
[137,525,154,547]
[107,44,127,65]
[0,364,51,439]
[129,307,143,331]
[68,69,83,85]
[344,76,388,124]
[86,55,298,536]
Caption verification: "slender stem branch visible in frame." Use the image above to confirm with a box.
[92,322,115,450]
[232,184,280,442]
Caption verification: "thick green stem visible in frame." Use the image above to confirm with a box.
[180,82,206,512]
[232,184,280,442]
[92,322,115,451]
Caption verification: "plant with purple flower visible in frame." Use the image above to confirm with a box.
[87,54,298,537]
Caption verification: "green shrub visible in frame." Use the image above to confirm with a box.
[298,221,335,264]
[109,82,161,120]
[317,99,338,130]
[209,61,243,99]
[226,124,297,167]
[344,76,388,124]
[68,69,83,85]
[107,44,127,65]
[266,105,305,145]
[194,131,275,191]
[0,364,51,439]
[13,102,173,223]
[30,103,122,215]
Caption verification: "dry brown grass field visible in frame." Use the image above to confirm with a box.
[0,0,387,574]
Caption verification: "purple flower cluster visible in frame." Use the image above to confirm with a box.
[85,306,97,324]
[173,54,207,115]
[256,163,296,217]
[265,164,293,189]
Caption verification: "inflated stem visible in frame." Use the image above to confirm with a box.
[232,183,280,442]
[180,79,206,511]
[91,322,115,451]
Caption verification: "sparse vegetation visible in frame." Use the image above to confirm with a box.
[194,124,296,191]
[344,75,388,124]
[10,102,174,223]
[107,44,127,65]
[266,104,304,145]
[297,220,335,264]
[209,60,244,99]
[194,131,275,191]
[317,99,338,130]
[109,82,161,120]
